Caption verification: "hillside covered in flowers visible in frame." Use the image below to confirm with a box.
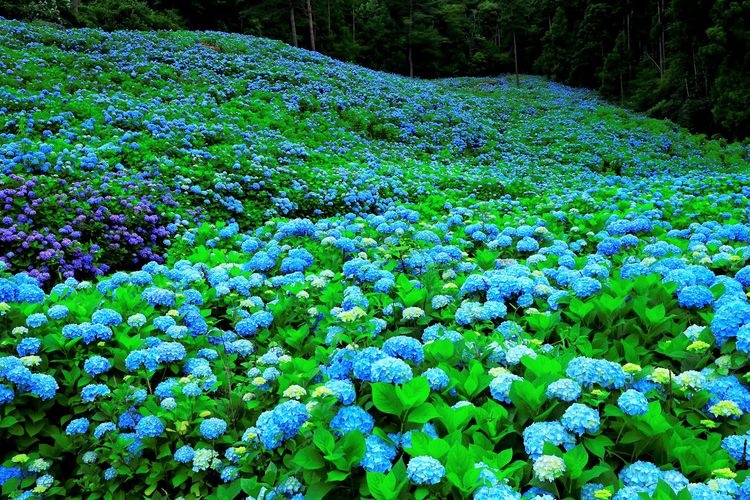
[0,17,749,500]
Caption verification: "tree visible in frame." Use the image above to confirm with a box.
[306,0,316,50]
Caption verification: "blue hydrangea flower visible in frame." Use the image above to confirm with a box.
[66,417,90,435]
[351,347,384,381]
[370,356,413,384]
[81,383,111,403]
[566,357,626,389]
[522,421,575,459]
[325,379,356,405]
[256,400,310,449]
[142,287,176,307]
[619,461,662,493]
[47,305,69,320]
[572,277,601,298]
[200,418,227,439]
[25,313,48,328]
[561,403,600,436]
[135,415,164,438]
[220,465,239,482]
[721,433,750,462]
[0,385,14,405]
[490,372,522,403]
[174,445,195,463]
[94,422,116,439]
[382,336,424,364]
[517,237,540,253]
[92,308,123,326]
[423,367,450,391]
[617,390,649,416]
[17,337,41,357]
[406,456,445,485]
[677,285,714,309]
[546,378,582,402]
[330,406,374,436]
[29,373,57,400]
[360,435,397,473]
[83,356,111,377]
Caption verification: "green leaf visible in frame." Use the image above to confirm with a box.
[262,462,278,484]
[645,304,666,326]
[407,402,437,423]
[576,464,611,484]
[0,416,18,428]
[367,471,394,500]
[567,297,594,322]
[584,435,614,459]
[216,482,242,499]
[397,377,430,409]
[372,383,404,416]
[339,430,367,469]
[306,481,338,499]
[563,445,588,479]
[313,427,336,454]
[327,470,349,482]
[292,445,326,470]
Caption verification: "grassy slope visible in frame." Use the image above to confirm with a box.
[0,18,748,280]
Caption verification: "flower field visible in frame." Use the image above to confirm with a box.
[1,17,750,500]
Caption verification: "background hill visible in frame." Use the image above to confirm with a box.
[1,17,748,283]
[2,0,750,139]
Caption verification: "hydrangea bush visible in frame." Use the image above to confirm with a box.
[1,15,750,500]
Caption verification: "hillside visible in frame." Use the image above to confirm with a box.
[1,18,748,283]
[0,18,749,500]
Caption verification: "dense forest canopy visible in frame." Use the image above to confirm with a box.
[3,0,750,140]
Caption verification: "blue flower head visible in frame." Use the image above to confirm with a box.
[66,417,90,435]
[360,435,397,473]
[330,406,374,436]
[617,390,649,416]
[560,403,600,436]
[135,415,164,438]
[407,456,445,485]
[200,418,228,439]
[370,357,413,384]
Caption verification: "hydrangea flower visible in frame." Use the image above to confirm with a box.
[617,390,649,416]
[65,418,90,435]
[199,418,227,439]
[546,378,581,402]
[489,372,522,403]
[533,455,566,482]
[677,285,714,309]
[382,336,424,364]
[135,415,164,438]
[618,461,662,493]
[406,456,445,485]
[83,356,111,377]
[25,313,48,328]
[423,367,450,391]
[560,403,600,436]
[330,406,374,436]
[81,383,111,403]
[523,422,575,459]
[360,435,397,473]
[174,445,195,463]
[370,357,413,384]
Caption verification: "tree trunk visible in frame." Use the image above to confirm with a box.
[289,0,298,47]
[408,0,414,77]
[327,0,331,37]
[71,0,79,13]
[306,0,316,51]
[352,1,356,43]
[513,31,519,86]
